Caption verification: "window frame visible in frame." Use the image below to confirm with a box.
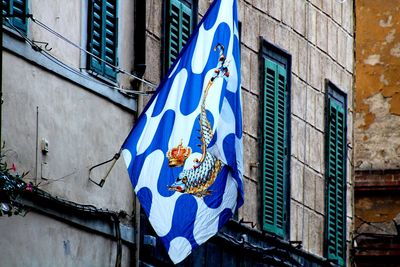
[324,80,347,266]
[86,0,119,82]
[161,0,197,77]
[2,0,29,35]
[259,38,292,239]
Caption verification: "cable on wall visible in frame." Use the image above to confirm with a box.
[30,16,157,90]
[3,18,154,96]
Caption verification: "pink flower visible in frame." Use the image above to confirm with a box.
[10,163,17,172]
[25,183,33,192]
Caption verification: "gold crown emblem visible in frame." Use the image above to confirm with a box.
[166,140,192,167]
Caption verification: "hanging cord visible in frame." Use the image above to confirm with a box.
[30,16,157,90]
[89,152,121,187]
[353,214,397,237]
[110,213,122,267]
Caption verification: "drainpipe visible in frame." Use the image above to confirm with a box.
[1,24,3,144]
[133,1,146,266]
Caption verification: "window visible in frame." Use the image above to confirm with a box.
[87,0,118,81]
[2,0,29,34]
[164,0,196,72]
[324,81,347,266]
[260,40,291,238]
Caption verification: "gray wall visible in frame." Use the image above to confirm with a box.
[1,0,137,265]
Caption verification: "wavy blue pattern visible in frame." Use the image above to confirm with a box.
[161,194,199,250]
[121,0,243,264]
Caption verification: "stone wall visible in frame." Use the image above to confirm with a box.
[238,0,354,258]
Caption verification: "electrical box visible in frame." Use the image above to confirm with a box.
[41,138,49,154]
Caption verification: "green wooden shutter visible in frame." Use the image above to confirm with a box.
[1,1,8,21]
[2,0,28,34]
[168,0,192,67]
[262,58,289,238]
[88,0,118,81]
[325,95,347,266]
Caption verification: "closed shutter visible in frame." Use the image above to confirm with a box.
[88,0,118,81]
[167,0,192,67]
[2,0,28,34]
[325,95,347,266]
[262,58,289,238]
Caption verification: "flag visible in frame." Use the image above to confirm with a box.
[121,0,243,263]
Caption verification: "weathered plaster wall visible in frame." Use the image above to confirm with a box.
[2,52,134,212]
[0,212,132,266]
[355,192,400,224]
[1,1,138,265]
[355,0,400,170]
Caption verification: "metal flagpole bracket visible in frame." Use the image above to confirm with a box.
[89,152,120,187]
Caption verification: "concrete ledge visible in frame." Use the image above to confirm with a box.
[355,169,400,191]
[17,189,135,245]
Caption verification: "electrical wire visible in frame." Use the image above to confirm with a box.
[217,232,302,266]
[3,18,152,96]
[21,187,124,267]
[354,214,397,237]
[30,16,157,89]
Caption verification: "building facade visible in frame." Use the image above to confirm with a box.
[353,0,400,265]
[1,0,355,266]
[1,0,138,266]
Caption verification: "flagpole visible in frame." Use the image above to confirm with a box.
[134,81,144,267]
[135,196,140,267]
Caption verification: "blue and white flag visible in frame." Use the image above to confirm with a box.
[121,0,243,263]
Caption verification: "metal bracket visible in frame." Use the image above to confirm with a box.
[239,218,257,228]
[31,40,52,51]
[289,240,303,249]
[89,152,121,187]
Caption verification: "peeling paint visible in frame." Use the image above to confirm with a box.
[390,93,400,115]
[363,54,381,65]
[354,93,400,169]
[360,112,376,130]
[356,0,400,122]
[390,43,400,57]
[379,74,389,86]
[379,15,393,27]
[385,29,396,43]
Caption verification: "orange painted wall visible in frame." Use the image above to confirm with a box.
[356,0,400,118]
[355,0,400,170]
